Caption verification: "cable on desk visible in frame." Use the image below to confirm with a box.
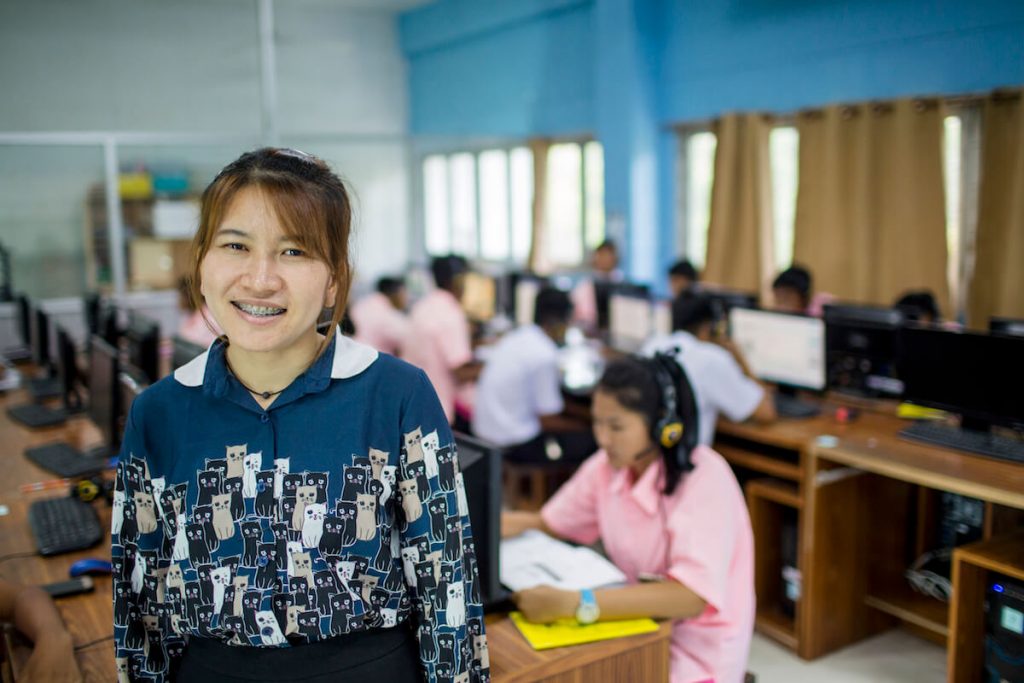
[74,634,114,652]
[0,551,39,565]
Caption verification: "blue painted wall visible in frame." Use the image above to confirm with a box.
[400,0,1024,284]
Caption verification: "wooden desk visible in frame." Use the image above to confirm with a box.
[714,404,1024,679]
[485,617,671,683]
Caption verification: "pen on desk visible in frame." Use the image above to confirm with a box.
[20,478,71,494]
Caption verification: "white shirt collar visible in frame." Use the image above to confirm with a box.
[173,326,379,388]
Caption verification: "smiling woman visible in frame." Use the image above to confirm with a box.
[110,148,488,683]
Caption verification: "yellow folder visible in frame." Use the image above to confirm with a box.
[509,611,661,651]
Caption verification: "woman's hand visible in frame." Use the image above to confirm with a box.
[512,586,579,623]
[18,633,83,683]
[501,510,543,539]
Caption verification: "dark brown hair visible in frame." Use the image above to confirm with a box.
[188,148,353,359]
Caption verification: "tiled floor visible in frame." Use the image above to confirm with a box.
[747,629,947,683]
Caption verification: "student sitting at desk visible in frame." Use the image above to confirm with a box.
[771,264,834,317]
[350,276,409,356]
[668,259,700,299]
[472,286,596,463]
[112,148,486,682]
[503,356,754,683]
[642,293,775,445]
[401,255,482,424]
[571,239,623,331]
[0,577,82,682]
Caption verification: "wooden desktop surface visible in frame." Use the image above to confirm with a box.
[0,386,671,682]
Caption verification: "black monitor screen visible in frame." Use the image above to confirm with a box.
[16,294,30,346]
[88,336,122,450]
[172,336,206,370]
[704,289,758,325]
[824,304,904,398]
[454,432,505,610]
[898,327,1024,430]
[56,327,83,412]
[125,313,160,384]
[990,317,1024,338]
[32,308,51,370]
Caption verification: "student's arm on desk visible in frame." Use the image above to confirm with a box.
[512,581,706,624]
[0,578,83,682]
[453,360,483,384]
[715,337,777,424]
[538,413,591,433]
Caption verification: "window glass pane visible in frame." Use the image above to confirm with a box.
[769,126,799,271]
[449,153,477,258]
[478,149,509,262]
[943,115,962,306]
[423,155,449,255]
[583,141,605,251]
[545,143,583,266]
[685,132,716,269]
[509,146,534,263]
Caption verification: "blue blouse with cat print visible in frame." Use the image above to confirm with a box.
[111,328,490,683]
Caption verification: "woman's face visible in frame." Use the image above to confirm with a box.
[591,389,657,470]
[199,186,335,358]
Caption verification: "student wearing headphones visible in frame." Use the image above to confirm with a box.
[643,292,775,445]
[502,355,754,683]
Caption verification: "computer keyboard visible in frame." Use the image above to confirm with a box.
[28,497,103,556]
[899,421,1024,465]
[26,376,62,401]
[7,403,68,429]
[774,393,822,419]
[25,442,110,478]
[2,345,31,364]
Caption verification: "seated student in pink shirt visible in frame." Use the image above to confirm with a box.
[400,255,482,423]
[503,355,755,683]
[350,276,410,355]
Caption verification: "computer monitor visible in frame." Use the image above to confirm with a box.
[125,312,160,384]
[594,281,649,332]
[898,326,1024,432]
[990,317,1024,338]
[652,299,672,337]
[461,272,497,322]
[704,288,758,325]
[729,308,826,391]
[83,292,102,337]
[15,294,30,347]
[56,327,84,412]
[824,303,905,398]
[514,277,545,328]
[88,336,122,452]
[608,292,652,351]
[31,308,53,373]
[172,336,206,370]
[0,242,12,302]
[453,431,506,610]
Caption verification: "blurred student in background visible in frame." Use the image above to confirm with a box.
[668,259,700,299]
[894,290,942,324]
[643,292,775,444]
[572,239,622,331]
[350,275,409,355]
[176,276,221,347]
[472,287,595,464]
[401,254,481,423]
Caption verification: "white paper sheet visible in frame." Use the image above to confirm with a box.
[500,530,627,592]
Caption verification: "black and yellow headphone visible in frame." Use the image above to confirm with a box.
[648,352,698,470]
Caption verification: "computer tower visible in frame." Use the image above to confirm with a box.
[985,576,1024,682]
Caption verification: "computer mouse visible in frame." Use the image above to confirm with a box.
[69,558,113,578]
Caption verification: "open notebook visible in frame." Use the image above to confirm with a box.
[500,530,627,592]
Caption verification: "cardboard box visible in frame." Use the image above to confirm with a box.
[129,238,192,290]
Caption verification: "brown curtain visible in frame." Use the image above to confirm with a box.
[704,113,775,297]
[968,90,1024,329]
[793,99,949,311]
[527,138,549,273]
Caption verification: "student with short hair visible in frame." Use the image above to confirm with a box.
[503,356,755,683]
[771,265,812,314]
[894,290,941,324]
[401,255,481,423]
[668,259,699,299]
[642,293,775,444]
[472,287,595,463]
[571,239,623,331]
[350,275,410,355]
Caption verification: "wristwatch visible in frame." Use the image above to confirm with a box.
[575,589,600,625]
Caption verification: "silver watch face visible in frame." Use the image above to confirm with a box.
[576,602,600,624]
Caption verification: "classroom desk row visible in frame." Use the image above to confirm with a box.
[0,386,672,682]
[714,398,1024,682]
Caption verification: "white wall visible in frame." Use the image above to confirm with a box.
[0,0,411,299]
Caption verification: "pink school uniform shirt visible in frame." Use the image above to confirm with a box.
[541,446,755,683]
[400,289,472,423]
[350,291,410,356]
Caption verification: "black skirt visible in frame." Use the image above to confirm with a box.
[176,626,421,682]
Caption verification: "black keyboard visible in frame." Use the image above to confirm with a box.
[7,403,68,429]
[27,376,62,401]
[25,442,110,478]
[774,393,822,419]
[2,345,31,364]
[28,497,103,556]
[899,421,1024,465]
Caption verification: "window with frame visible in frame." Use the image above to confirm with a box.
[421,140,604,268]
